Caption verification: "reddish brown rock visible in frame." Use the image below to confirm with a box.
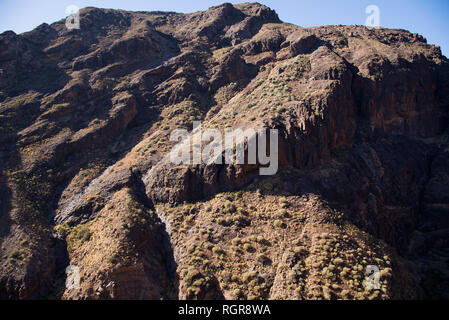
[0,3,448,300]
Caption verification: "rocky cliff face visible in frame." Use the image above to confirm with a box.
[0,3,448,300]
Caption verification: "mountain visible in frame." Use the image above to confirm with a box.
[0,2,448,300]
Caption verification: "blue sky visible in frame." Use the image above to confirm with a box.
[0,0,448,56]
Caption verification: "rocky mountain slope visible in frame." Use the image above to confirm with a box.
[0,3,448,300]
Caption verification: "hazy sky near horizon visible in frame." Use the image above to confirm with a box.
[0,0,448,55]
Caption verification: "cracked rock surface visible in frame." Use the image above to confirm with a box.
[0,3,448,299]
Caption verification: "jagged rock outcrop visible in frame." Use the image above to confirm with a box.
[0,3,448,300]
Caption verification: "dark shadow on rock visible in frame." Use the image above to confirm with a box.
[131,174,179,299]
